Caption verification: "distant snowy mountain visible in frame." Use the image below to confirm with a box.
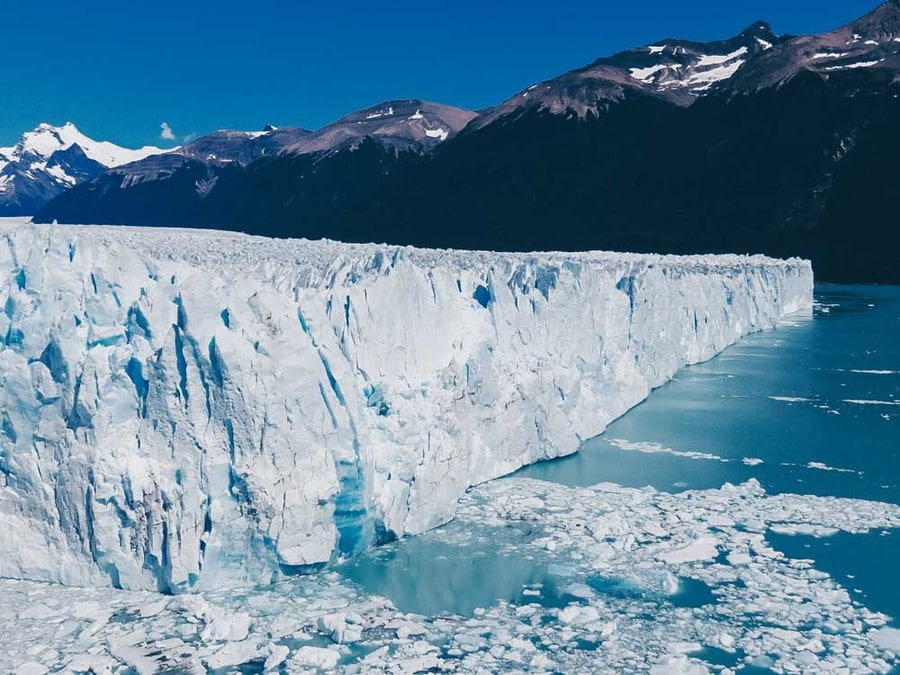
[0,122,167,215]
[83,99,475,196]
[37,99,476,227]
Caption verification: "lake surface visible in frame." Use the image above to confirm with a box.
[343,285,900,623]
[519,284,899,503]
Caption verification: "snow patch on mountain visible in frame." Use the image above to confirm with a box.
[683,59,748,90]
[813,51,851,59]
[424,127,449,141]
[695,46,749,67]
[824,59,884,70]
[630,64,678,82]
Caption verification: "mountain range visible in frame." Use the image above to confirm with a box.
[25,1,900,282]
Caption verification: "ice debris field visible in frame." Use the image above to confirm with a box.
[3,479,900,673]
[5,220,895,672]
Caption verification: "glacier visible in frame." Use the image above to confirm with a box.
[0,219,813,592]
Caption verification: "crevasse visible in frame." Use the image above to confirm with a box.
[0,220,813,592]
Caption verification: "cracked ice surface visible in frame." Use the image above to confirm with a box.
[0,220,812,591]
[1,479,898,673]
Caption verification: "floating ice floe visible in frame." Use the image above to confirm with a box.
[608,438,728,463]
[806,461,862,475]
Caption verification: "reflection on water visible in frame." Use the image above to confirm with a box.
[339,534,577,615]
[586,574,716,608]
[339,529,719,618]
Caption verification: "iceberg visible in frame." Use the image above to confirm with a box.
[0,219,813,591]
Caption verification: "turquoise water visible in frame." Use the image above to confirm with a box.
[766,529,899,625]
[340,534,577,615]
[344,284,900,622]
[519,284,899,503]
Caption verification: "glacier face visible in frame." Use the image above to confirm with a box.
[0,219,813,592]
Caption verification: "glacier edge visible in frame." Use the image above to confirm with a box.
[0,220,813,592]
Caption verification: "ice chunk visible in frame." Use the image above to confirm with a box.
[871,627,900,654]
[291,646,340,669]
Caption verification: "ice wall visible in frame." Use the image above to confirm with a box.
[0,220,813,591]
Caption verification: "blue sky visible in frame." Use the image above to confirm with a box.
[1,0,878,149]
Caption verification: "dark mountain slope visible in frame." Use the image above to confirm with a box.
[198,139,426,238]
[36,2,900,282]
[312,69,899,284]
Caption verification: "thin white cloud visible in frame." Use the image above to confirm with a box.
[160,122,176,141]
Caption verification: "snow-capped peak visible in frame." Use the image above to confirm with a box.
[0,123,172,216]
[4,122,169,168]
[472,21,784,128]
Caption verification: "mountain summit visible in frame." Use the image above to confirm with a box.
[283,99,478,155]
[724,0,900,92]
[0,123,167,215]
[470,22,785,129]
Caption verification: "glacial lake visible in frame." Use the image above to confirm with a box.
[342,284,900,623]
